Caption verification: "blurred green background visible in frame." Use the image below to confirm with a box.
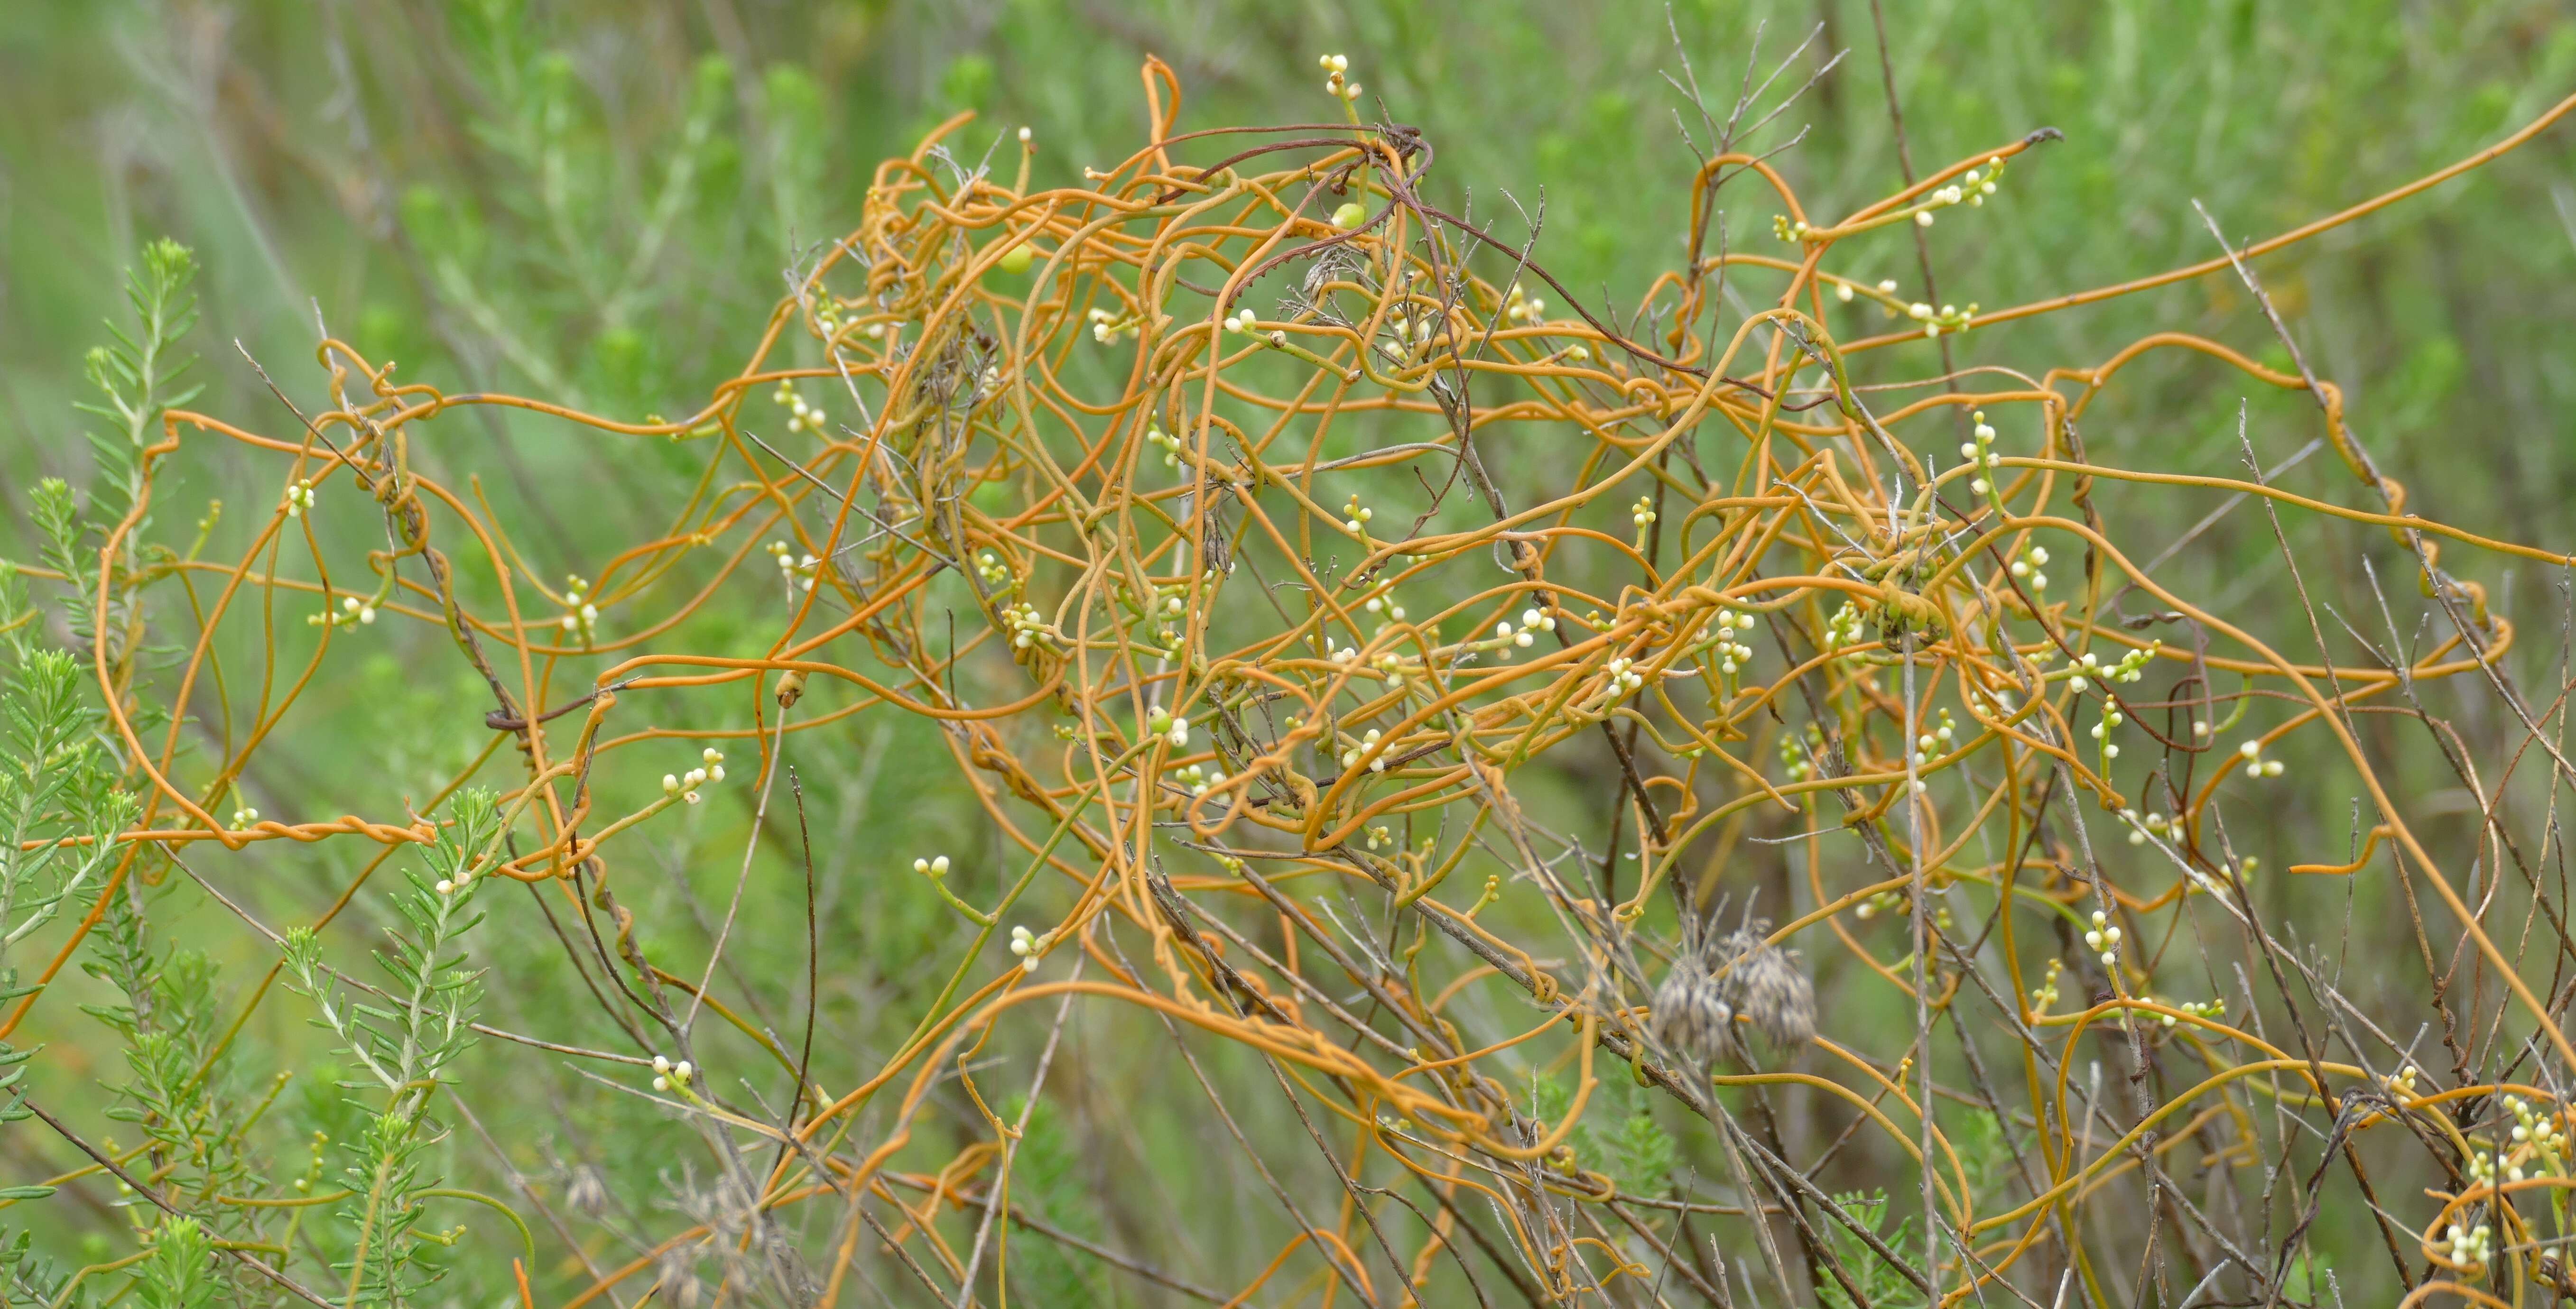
[2,0,2574,1300]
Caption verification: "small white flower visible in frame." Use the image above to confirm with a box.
[1915,212,1934,227]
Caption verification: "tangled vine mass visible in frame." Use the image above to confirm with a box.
[19,49,2576,1309]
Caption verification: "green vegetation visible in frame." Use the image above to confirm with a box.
[0,2,2570,1305]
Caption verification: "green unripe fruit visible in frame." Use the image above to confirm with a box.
[1332,202,1367,230]
[995,242,1034,275]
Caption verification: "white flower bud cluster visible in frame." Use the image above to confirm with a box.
[1502,282,1545,325]
[1223,307,1259,335]
[311,594,379,628]
[2124,808,2179,846]
[1912,709,1957,762]
[1086,306,1139,345]
[772,381,827,435]
[2007,544,2050,593]
[659,747,727,807]
[1145,707,1190,748]
[2144,996,2223,1029]
[1342,495,1374,534]
[2084,909,2122,968]
[2089,701,2125,758]
[1959,409,2003,495]
[1362,591,1408,622]
[1146,424,1185,469]
[559,574,601,642]
[2385,1064,2423,1097]
[231,807,260,830]
[2467,1150,2505,1185]
[1902,299,1981,339]
[913,854,952,878]
[1485,607,1552,654]
[2110,643,2161,687]
[1823,601,1869,654]
[283,479,317,519]
[1602,656,1647,699]
[1009,923,1056,972]
[1707,608,1758,676]
[1362,824,1393,851]
[1317,53,1360,103]
[1908,156,2004,230]
[974,550,1011,590]
[2436,1218,2493,1269]
[2236,738,2287,778]
[1342,727,1385,773]
[1002,602,1054,650]
[766,540,820,592]
[1172,762,1229,797]
[1630,496,1657,531]
[434,861,478,896]
[2504,1094,2568,1179]
[650,1054,694,1093]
